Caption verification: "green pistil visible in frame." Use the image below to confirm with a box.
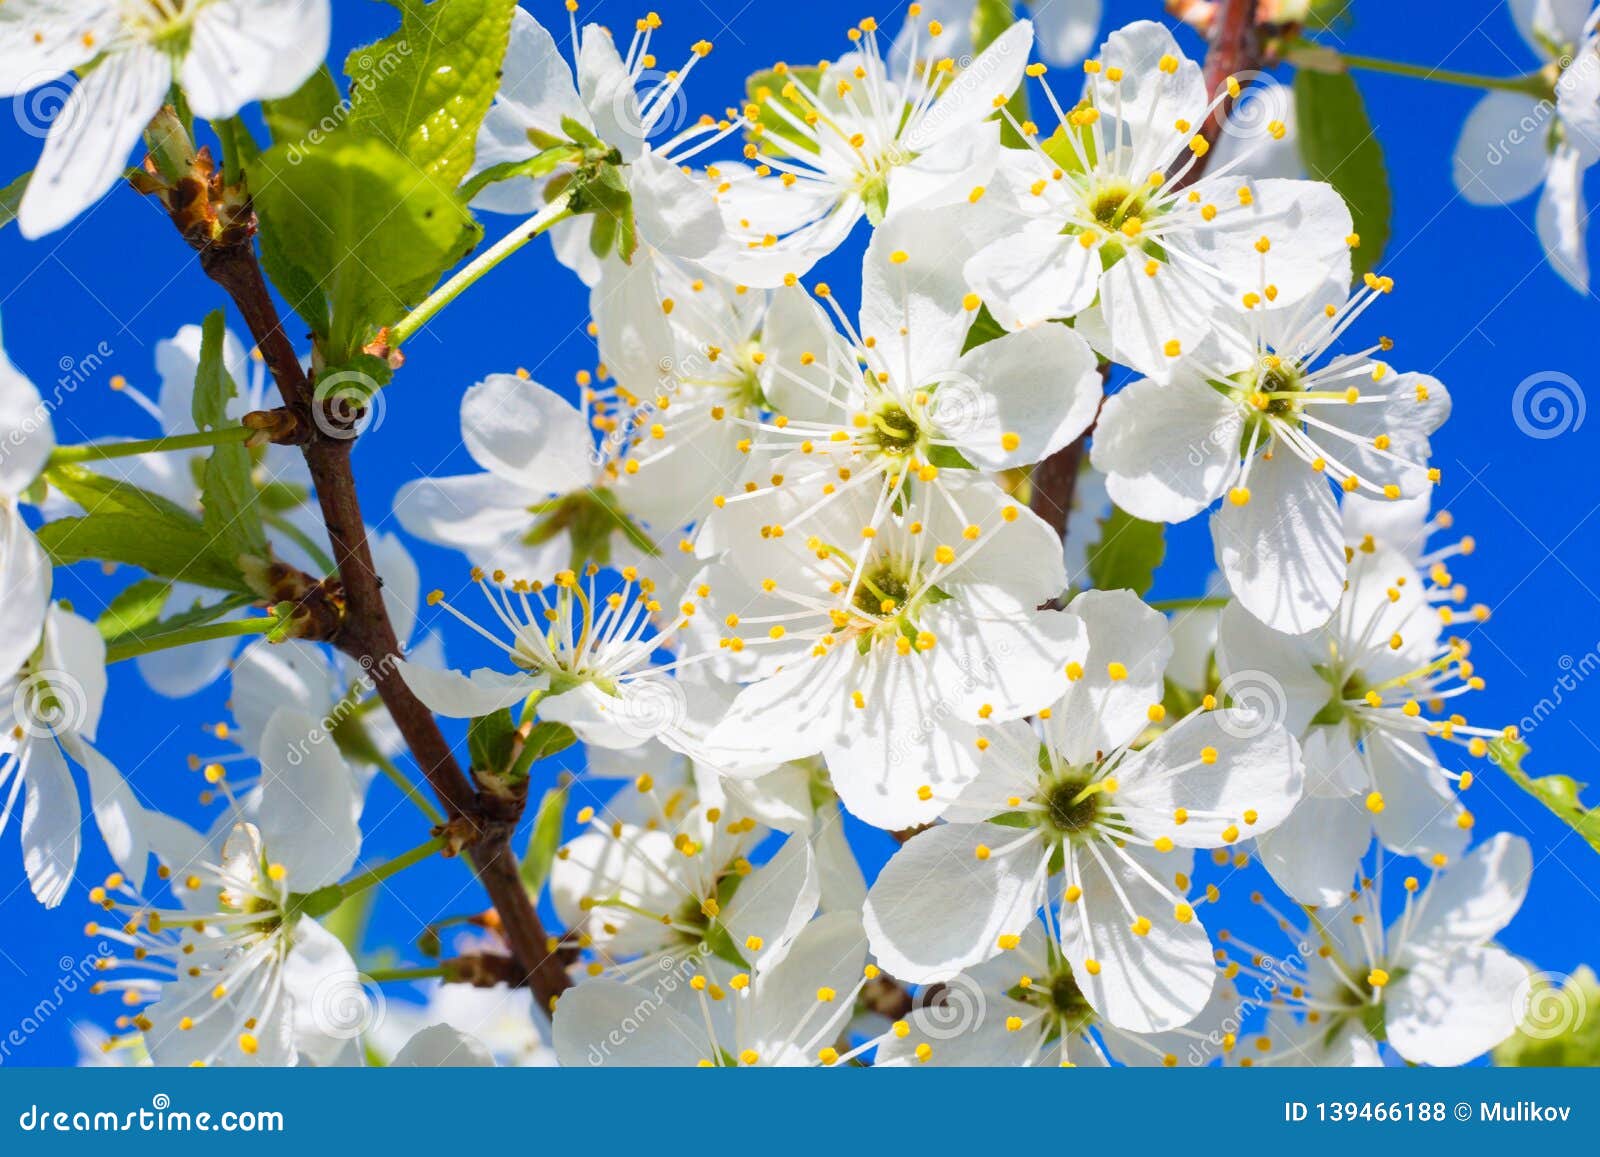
[1041,772,1101,839]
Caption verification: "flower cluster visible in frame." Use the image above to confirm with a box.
[0,1,1579,1070]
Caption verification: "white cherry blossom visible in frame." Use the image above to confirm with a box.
[2,0,330,237]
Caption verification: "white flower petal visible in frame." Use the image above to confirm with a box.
[1400,832,1532,958]
[0,2,113,95]
[1537,143,1589,291]
[0,506,50,679]
[1385,945,1527,1066]
[1212,445,1344,635]
[553,981,710,1067]
[392,1024,497,1067]
[255,708,363,889]
[1253,791,1370,906]
[395,658,542,720]
[0,323,54,495]
[722,834,820,970]
[577,25,641,160]
[904,19,1033,151]
[461,373,594,496]
[1092,373,1242,521]
[630,149,724,258]
[181,0,330,120]
[951,323,1101,470]
[1365,730,1469,860]
[963,220,1101,332]
[1043,589,1171,762]
[746,911,867,1063]
[1060,841,1214,1032]
[1451,92,1550,206]
[18,44,170,238]
[19,737,79,908]
[864,822,1048,983]
[1120,709,1303,846]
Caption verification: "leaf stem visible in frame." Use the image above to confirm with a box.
[104,603,292,664]
[365,965,450,984]
[388,191,576,348]
[1148,596,1232,612]
[49,425,254,466]
[339,835,448,900]
[1289,43,1552,98]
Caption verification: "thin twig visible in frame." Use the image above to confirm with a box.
[170,208,571,1007]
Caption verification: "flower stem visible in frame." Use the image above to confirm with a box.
[365,965,450,984]
[340,835,448,900]
[49,425,254,466]
[389,192,576,348]
[1287,41,1552,98]
[104,603,293,664]
[1148,596,1232,612]
[373,752,446,826]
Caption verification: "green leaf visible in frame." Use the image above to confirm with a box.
[45,463,204,524]
[519,782,569,893]
[459,147,582,203]
[1086,505,1166,596]
[193,310,239,432]
[1493,966,1600,1067]
[468,708,519,779]
[744,67,824,159]
[1293,68,1391,278]
[194,312,269,563]
[960,303,1008,353]
[96,579,173,642]
[1,172,28,232]
[250,136,480,362]
[1040,123,1097,177]
[262,66,343,145]
[1491,737,1600,855]
[510,721,579,781]
[971,0,1015,54]
[100,589,253,649]
[41,466,256,593]
[345,0,519,188]
[37,514,254,593]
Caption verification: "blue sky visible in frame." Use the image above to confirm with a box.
[1,0,1597,1065]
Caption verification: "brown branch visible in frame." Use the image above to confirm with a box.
[151,151,571,1008]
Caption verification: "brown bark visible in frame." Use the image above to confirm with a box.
[167,204,571,1007]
